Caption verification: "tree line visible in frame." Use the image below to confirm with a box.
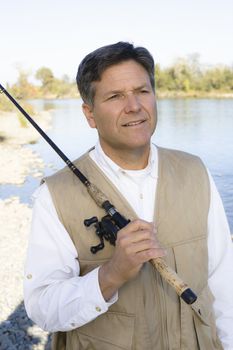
[9,67,78,100]
[1,56,233,111]
[155,55,233,94]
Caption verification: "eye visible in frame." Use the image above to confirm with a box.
[140,89,149,94]
[109,94,118,99]
[107,93,123,101]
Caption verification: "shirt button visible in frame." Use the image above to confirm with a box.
[95,306,101,312]
[71,323,76,327]
[139,193,143,199]
[26,274,33,279]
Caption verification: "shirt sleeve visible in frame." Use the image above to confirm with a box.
[24,183,117,332]
[207,171,233,349]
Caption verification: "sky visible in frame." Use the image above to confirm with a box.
[1,0,233,85]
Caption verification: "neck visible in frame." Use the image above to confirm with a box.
[100,143,150,170]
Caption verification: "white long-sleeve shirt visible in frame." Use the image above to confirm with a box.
[24,143,233,349]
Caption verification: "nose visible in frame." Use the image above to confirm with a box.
[124,93,141,114]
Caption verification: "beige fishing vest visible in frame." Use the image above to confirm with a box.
[45,147,223,350]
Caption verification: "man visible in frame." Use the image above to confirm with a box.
[24,42,233,349]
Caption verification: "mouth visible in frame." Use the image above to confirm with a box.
[122,120,146,127]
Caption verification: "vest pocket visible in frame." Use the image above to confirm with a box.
[69,311,135,350]
[191,285,223,349]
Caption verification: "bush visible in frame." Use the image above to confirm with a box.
[0,94,14,112]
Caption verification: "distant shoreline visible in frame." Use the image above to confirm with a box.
[28,91,233,100]
[156,91,233,99]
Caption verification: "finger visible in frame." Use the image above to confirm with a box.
[126,237,165,254]
[118,221,156,242]
[116,229,155,250]
[120,219,154,234]
[136,247,167,263]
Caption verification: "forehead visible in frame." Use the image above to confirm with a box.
[95,60,151,93]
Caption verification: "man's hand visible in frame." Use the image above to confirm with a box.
[98,219,166,301]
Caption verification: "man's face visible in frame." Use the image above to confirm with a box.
[82,60,157,159]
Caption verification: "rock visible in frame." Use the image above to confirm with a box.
[0,110,52,349]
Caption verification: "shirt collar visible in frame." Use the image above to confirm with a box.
[92,141,158,180]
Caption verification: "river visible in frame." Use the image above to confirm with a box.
[1,98,233,232]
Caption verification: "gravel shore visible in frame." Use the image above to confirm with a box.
[0,110,52,349]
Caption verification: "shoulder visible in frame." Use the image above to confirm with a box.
[158,147,205,167]
[32,182,58,217]
[32,181,51,203]
[43,149,93,185]
[156,146,209,191]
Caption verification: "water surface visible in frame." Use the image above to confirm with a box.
[1,98,232,232]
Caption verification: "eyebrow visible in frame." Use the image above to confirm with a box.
[103,84,150,98]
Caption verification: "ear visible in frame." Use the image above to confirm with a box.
[82,103,97,128]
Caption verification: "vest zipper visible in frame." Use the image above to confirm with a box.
[156,272,169,349]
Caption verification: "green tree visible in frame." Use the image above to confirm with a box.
[10,70,37,99]
[36,67,54,90]
[200,66,233,92]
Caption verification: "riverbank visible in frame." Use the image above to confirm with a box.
[0,111,51,184]
[0,110,51,349]
[156,90,233,99]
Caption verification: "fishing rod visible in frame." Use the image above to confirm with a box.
[0,83,197,305]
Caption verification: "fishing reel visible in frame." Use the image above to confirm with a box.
[84,215,120,254]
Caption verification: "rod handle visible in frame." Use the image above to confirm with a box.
[150,257,197,304]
